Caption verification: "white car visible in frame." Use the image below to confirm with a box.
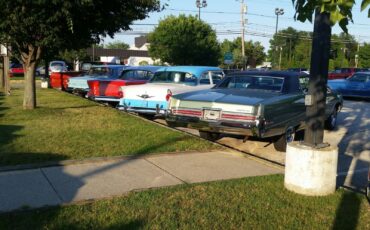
[117,66,224,116]
[49,60,67,73]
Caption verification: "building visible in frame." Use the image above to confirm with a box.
[86,36,160,66]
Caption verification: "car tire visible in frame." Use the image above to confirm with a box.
[325,108,338,130]
[273,126,296,152]
[199,131,221,142]
[166,121,177,128]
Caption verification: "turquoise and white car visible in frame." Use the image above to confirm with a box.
[67,65,126,95]
[117,66,224,116]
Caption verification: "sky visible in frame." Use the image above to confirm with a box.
[103,0,370,51]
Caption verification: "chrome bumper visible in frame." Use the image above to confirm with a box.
[117,104,167,116]
[166,113,263,137]
[94,96,120,102]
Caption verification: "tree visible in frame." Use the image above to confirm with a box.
[220,38,266,69]
[148,15,220,66]
[105,41,130,50]
[0,0,160,109]
[358,43,370,67]
[268,27,312,69]
[292,0,370,147]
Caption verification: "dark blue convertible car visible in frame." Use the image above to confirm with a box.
[328,72,370,99]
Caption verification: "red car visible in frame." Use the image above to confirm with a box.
[328,68,369,80]
[49,71,83,90]
[9,63,24,77]
[87,66,161,104]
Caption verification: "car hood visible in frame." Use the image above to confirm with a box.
[173,88,280,106]
[328,79,346,90]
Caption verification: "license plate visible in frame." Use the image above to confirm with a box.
[203,110,220,120]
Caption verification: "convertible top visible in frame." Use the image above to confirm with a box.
[225,70,308,94]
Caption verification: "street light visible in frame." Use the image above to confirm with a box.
[275,8,284,34]
[196,0,207,20]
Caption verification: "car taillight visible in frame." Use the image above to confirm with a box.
[221,113,256,121]
[166,89,172,101]
[118,88,124,98]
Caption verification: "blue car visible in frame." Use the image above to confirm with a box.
[328,72,370,99]
[67,65,127,95]
[117,66,224,116]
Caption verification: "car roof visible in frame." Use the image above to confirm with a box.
[90,65,126,69]
[156,66,222,76]
[124,66,163,72]
[224,70,307,93]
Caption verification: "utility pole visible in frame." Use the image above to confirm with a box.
[240,0,247,70]
[196,0,207,20]
[304,9,331,147]
[274,8,284,69]
[355,36,360,68]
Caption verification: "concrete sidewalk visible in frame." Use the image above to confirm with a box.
[0,151,282,213]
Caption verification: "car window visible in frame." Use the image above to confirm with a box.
[88,67,116,78]
[299,76,309,92]
[199,72,211,85]
[210,71,224,84]
[150,71,197,86]
[348,74,369,82]
[217,75,284,92]
[136,70,151,80]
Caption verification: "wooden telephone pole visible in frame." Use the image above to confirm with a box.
[304,9,331,147]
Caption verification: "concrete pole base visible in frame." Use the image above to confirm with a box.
[284,142,338,196]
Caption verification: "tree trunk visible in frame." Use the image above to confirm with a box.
[304,9,331,147]
[0,57,4,89]
[3,55,10,95]
[22,45,41,109]
[23,62,37,109]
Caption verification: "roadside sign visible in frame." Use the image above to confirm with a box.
[224,52,233,65]
[0,45,7,56]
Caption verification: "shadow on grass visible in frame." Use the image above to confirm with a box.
[0,125,23,148]
[37,104,98,110]
[332,192,362,230]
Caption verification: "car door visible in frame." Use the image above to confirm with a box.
[345,74,368,97]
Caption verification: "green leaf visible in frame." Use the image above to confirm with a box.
[361,0,370,11]
[339,18,349,33]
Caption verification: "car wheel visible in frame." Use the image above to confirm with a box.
[166,120,177,128]
[199,131,221,142]
[273,126,295,152]
[325,108,338,130]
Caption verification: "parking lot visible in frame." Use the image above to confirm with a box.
[156,99,370,192]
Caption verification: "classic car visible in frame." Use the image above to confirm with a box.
[328,67,369,80]
[87,66,161,104]
[328,72,370,99]
[117,66,224,116]
[67,65,126,95]
[9,63,24,77]
[49,60,68,73]
[49,71,84,90]
[166,71,343,152]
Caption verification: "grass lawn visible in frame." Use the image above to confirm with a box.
[0,175,368,229]
[10,76,42,81]
[0,88,220,166]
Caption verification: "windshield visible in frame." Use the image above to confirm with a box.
[87,67,119,78]
[348,73,369,82]
[217,75,284,92]
[150,71,197,86]
[120,70,153,80]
